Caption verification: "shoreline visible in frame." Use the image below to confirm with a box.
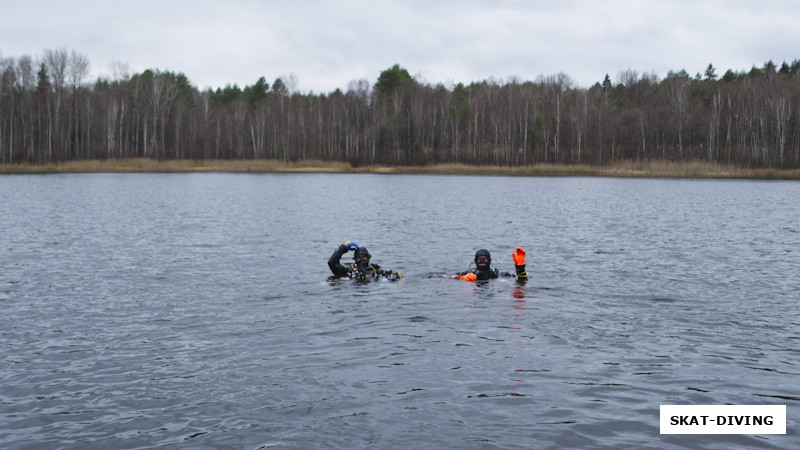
[1,158,799,180]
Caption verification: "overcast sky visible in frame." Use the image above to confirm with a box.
[2,0,799,93]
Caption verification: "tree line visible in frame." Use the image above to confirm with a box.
[2,48,800,168]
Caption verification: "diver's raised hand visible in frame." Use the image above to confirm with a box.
[336,240,358,254]
[512,247,526,266]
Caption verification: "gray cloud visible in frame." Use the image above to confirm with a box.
[2,0,798,93]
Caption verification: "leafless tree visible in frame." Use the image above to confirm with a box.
[667,71,691,159]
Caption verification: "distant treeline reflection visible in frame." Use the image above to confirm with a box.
[2,50,800,168]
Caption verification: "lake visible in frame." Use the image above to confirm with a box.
[1,173,798,449]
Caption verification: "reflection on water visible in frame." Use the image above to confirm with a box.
[1,173,798,449]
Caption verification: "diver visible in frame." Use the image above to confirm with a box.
[328,241,401,282]
[452,247,528,282]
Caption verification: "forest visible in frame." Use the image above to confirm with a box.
[2,48,800,168]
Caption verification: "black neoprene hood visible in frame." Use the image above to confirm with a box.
[475,249,491,260]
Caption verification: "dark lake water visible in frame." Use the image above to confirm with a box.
[1,173,798,449]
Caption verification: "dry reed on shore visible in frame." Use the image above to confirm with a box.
[2,158,799,179]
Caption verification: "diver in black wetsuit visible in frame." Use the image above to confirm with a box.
[328,241,400,282]
[452,247,528,282]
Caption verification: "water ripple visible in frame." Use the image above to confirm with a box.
[1,174,798,449]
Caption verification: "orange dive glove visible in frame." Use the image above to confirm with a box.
[512,247,526,265]
[460,272,478,281]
